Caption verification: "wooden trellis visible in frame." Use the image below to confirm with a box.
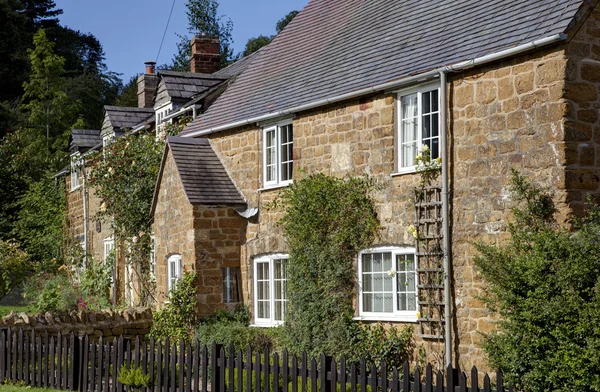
[414,186,445,340]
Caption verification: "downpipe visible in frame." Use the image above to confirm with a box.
[439,70,452,368]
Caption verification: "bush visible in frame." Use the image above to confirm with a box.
[195,305,280,353]
[150,272,198,343]
[474,170,600,391]
[79,257,112,311]
[24,272,79,312]
[272,174,380,359]
[118,364,151,392]
[349,323,415,370]
[0,240,32,300]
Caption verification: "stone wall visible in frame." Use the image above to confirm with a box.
[0,308,152,341]
[208,96,421,312]
[193,206,246,317]
[563,4,600,215]
[153,151,196,303]
[448,45,569,369]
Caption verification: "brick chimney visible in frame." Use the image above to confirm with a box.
[190,35,221,74]
[137,61,158,108]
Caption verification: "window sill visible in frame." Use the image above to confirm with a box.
[353,315,418,323]
[250,322,284,328]
[390,167,417,177]
[70,185,82,193]
[258,182,292,192]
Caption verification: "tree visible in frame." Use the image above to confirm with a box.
[276,10,299,34]
[242,35,271,57]
[171,0,235,71]
[114,74,141,108]
[12,175,65,267]
[20,29,78,168]
[241,10,299,58]
[474,170,600,391]
[0,240,32,301]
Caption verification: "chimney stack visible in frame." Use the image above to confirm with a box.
[137,61,158,108]
[190,35,221,74]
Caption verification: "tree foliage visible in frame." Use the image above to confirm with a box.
[0,240,32,300]
[474,170,600,391]
[171,0,235,71]
[273,174,380,358]
[276,10,299,34]
[241,10,299,58]
[12,175,65,267]
[20,29,78,167]
[242,35,271,57]
[150,272,199,343]
[87,131,162,242]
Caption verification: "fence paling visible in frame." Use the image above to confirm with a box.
[0,329,513,392]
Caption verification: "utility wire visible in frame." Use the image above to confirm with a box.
[156,0,177,64]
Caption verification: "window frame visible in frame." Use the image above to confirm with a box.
[253,254,289,327]
[262,121,294,188]
[103,237,115,283]
[395,82,441,175]
[70,153,82,191]
[357,246,418,322]
[167,254,182,292]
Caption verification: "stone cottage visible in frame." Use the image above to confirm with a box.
[63,37,260,306]
[148,0,600,370]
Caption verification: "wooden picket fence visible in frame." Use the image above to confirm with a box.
[0,327,513,392]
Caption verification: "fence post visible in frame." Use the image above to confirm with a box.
[69,334,81,391]
[211,342,223,392]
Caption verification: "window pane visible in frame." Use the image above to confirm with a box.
[431,114,439,137]
[402,139,417,168]
[431,89,439,112]
[280,125,293,182]
[363,293,373,312]
[401,94,418,119]
[265,129,277,182]
[372,253,382,271]
[423,92,431,114]
[362,254,372,272]
[423,114,431,138]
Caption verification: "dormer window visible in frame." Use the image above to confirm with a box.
[70,153,82,191]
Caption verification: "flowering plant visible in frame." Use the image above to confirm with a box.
[415,144,441,187]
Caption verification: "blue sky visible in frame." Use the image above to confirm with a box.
[53,0,309,83]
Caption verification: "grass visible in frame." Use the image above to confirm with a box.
[0,306,31,318]
[0,385,61,391]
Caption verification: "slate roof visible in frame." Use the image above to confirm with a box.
[104,106,155,131]
[213,47,267,79]
[182,0,586,136]
[156,71,227,102]
[152,137,246,213]
[69,129,102,154]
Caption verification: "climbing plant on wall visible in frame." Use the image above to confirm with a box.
[271,173,381,359]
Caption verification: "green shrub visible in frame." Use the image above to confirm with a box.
[349,323,415,370]
[271,174,380,359]
[24,272,79,312]
[474,170,600,391]
[195,305,280,353]
[79,256,112,310]
[118,364,151,392]
[150,272,198,343]
[0,240,32,301]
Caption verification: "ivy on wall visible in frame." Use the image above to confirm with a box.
[86,121,187,305]
[271,173,381,359]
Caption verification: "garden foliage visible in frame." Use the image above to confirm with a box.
[150,272,199,344]
[273,173,381,358]
[474,170,600,391]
